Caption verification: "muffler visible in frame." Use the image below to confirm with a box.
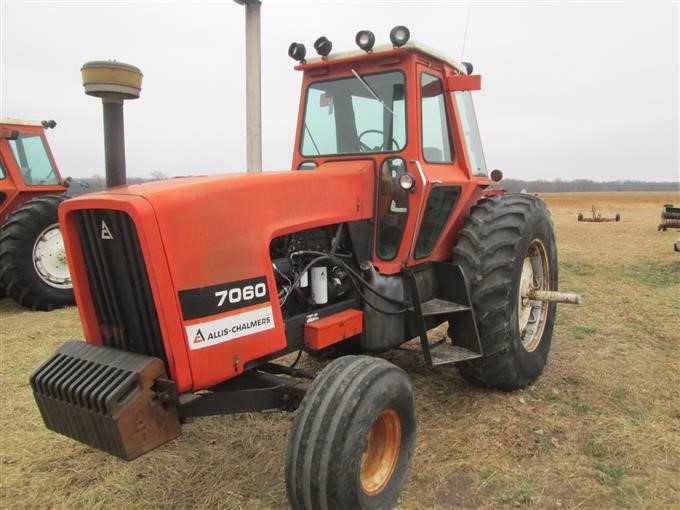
[30,340,180,460]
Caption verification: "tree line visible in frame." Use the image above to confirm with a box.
[66,174,679,196]
[500,179,679,193]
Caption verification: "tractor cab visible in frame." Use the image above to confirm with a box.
[290,30,494,274]
[0,119,74,310]
[0,119,67,219]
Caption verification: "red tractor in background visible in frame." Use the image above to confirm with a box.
[30,27,581,509]
[0,119,75,310]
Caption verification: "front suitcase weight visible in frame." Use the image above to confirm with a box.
[30,340,181,460]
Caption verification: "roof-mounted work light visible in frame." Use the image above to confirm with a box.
[313,36,333,59]
[462,62,474,74]
[389,25,410,48]
[288,42,307,63]
[355,30,375,52]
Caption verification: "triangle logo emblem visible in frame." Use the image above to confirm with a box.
[193,329,206,344]
[101,220,114,240]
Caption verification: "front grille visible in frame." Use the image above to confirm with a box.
[76,210,167,367]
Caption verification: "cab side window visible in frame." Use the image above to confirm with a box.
[376,157,410,260]
[454,91,488,176]
[8,134,59,186]
[421,73,453,163]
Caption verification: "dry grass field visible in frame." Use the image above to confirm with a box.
[1,191,679,509]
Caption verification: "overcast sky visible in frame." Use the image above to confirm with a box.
[1,1,678,181]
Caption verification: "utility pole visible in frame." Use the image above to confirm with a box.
[234,0,262,173]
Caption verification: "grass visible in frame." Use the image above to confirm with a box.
[1,191,679,509]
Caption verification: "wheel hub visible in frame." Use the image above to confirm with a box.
[33,224,72,289]
[517,239,550,352]
[360,408,402,496]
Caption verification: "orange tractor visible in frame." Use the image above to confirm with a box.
[0,119,75,310]
[31,28,581,509]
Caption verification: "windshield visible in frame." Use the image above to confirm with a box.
[8,133,59,186]
[301,71,406,157]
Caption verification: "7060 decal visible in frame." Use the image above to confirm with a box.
[179,276,270,321]
[215,282,267,307]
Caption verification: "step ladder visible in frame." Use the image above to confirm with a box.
[403,262,483,366]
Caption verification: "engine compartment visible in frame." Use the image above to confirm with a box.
[269,221,424,353]
[270,223,357,319]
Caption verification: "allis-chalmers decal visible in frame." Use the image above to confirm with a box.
[179,276,275,350]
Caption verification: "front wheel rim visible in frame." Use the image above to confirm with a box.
[33,224,72,289]
[517,238,551,352]
[360,408,402,496]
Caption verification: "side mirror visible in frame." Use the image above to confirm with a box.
[447,74,481,92]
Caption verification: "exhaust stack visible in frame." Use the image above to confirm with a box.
[81,61,143,188]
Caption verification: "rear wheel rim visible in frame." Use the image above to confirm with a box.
[33,224,72,289]
[360,408,402,496]
[517,238,550,352]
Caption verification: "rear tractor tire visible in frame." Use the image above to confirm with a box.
[0,195,74,311]
[452,193,558,391]
[286,355,416,510]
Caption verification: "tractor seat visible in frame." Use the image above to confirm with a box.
[423,147,444,163]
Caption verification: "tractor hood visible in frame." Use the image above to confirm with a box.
[67,161,375,290]
[58,161,375,391]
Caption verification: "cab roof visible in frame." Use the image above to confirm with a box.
[0,118,45,127]
[300,40,469,75]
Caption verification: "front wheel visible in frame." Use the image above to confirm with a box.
[285,355,416,510]
[451,193,558,391]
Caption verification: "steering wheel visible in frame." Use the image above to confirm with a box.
[43,168,57,183]
[358,129,401,152]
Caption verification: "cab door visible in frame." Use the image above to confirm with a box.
[372,67,460,271]
[406,67,465,266]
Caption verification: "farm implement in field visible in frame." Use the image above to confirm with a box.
[577,205,621,223]
[658,204,680,231]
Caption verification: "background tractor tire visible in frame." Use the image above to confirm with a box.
[451,193,558,391]
[0,195,74,311]
[286,355,415,510]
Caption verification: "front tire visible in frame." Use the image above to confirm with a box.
[0,195,74,310]
[285,355,416,510]
[451,193,558,391]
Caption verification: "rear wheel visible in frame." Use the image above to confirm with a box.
[0,195,74,310]
[451,193,558,391]
[285,355,415,510]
